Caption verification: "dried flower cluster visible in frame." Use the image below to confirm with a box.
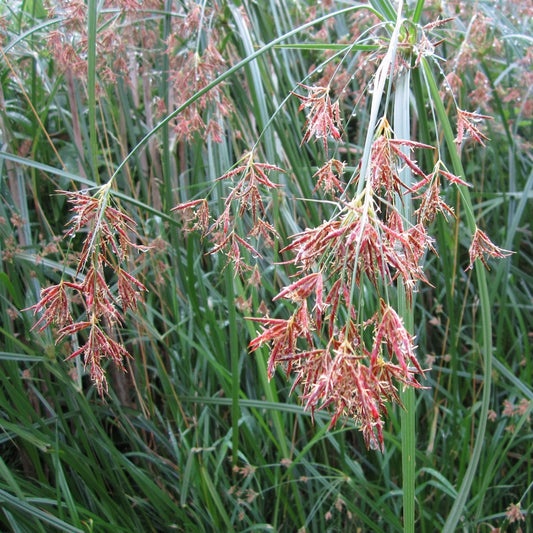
[250,115,435,449]
[467,228,512,270]
[46,0,161,86]
[166,2,233,142]
[26,185,148,394]
[440,1,533,131]
[294,84,343,154]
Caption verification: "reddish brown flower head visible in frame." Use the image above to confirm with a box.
[27,186,149,396]
[280,219,342,272]
[467,227,513,270]
[505,502,525,524]
[414,179,454,225]
[294,84,343,154]
[288,322,395,451]
[208,230,262,277]
[248,302,315,379]
[117,267,147,312]
[455,108,492,150]
[60,319,131,396]
[274,272,323,304]
[247,218,279,247]
[217,152,284,224]
[82,262,121,324]
[249,276,428,451]
[306,349,387,450]
[369,118,433,201]
[25,280,81,332]
[61,187,148,271]
[172,151,284,276]
[313,159,345,195]
[371,301,423,375]
[171,199,210,236]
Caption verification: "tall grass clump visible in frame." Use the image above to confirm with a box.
[0,0,531,531]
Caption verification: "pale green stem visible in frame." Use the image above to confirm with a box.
[355,0,405,196]
[394,67,416,533]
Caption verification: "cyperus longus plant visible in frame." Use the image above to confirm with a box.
[248,115,439,450]
[160,0,516,458]
[4,0,530,531]
[241,4,514,529]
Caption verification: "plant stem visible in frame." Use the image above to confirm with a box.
[161,0,173,213]
[225,265,240,467]
[87,0,99,185]
[394,66,416,533]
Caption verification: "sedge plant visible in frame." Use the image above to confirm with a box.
[1,0,531,531]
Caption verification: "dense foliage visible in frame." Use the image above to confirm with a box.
[0,0,531,531]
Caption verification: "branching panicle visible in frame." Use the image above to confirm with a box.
[172,150,284,275]
[467,227,513,270]
[26,187,149,395]
[294,84,343,155]
[248,48,510,449]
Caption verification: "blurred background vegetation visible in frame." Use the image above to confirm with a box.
[0,0,531,531]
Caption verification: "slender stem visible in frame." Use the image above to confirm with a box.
[355,0,405,197]
[394,67,416,533]
[87,0,99,185]
[224,265,240,467]
[161,0,172,213]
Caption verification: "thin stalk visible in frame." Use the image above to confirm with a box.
[160,0,172,212]
[225,265,240,467]
[87,0,99,185]
[353,0,404,197]
[394,68,415,533]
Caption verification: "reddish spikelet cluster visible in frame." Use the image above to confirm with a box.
[172,151,284,277]
[313,159,345,195]
[26,186,149,395]
[294,84,343,154]
[168,43,231,142]
[436,0,533,140]
[467,227,513,270]
[46,0,150,84]
[44,1,231,142]
[166,4,232,142]
[249,118,437,449]
[248,80,510,448]
[454,108,492,150]
[249,289,427,450]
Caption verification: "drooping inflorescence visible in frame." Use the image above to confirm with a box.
[26,186,149,395]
